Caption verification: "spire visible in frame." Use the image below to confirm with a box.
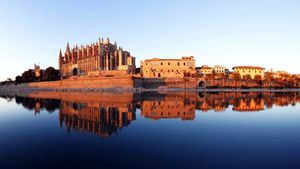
[66,42,70,52]
[114,41,118,49]
[58,49,63,71]
[59,49,63,58]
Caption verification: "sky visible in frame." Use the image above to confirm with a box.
[0,0,299,81]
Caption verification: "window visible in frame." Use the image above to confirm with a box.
[183,63,186,66]
[177,62,180,66]
[168,62,170,65]
[161,62,163,65]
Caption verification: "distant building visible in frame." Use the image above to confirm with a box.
[225,68,230,74]
[34,64,41,77]
[197,65,214,75]
[140,56,196,78]
[233,66,265,79]
[213,65,227,74]
[58,37,136,78]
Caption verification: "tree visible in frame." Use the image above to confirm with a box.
[243,74,252,80]
[254,75,262,81]
[41,67,60,81]
[15,75,23,84]
[264,72,274,81]
[21,69,36,83]
[231,72,241,80]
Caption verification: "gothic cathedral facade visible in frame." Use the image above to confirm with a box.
[58,37,136,78]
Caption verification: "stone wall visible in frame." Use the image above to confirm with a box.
[134,77,200,89]
[28,76,134,89]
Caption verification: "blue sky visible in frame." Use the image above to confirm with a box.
[0,0,299,80]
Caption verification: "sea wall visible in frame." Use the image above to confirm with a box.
[28,76,134,90]
[134,77,200,89]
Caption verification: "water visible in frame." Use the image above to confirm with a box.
[0,91,300,169]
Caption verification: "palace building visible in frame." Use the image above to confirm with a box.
[58,37,136,78]
[233,66,265,79]
[140,56,196,78]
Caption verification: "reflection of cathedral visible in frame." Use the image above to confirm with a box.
[59,101,136,138]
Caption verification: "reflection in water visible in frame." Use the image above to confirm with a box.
[140,92,196,120]
[1,92,299,138]
[59,101,136,138]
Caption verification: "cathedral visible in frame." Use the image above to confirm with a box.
[58,37,136,78]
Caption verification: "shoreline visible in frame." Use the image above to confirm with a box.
[1,85,300,94]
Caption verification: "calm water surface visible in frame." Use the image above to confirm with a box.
[0,92,300,169]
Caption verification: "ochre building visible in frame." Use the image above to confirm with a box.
[58,37,136,78]
[197,65,214,75]
[233,66,265,79]
[140,56,196,78]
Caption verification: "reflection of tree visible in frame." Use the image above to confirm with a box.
[0,94,15,102]
[15,96,60,113]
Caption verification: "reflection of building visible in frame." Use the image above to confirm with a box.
[59,101,136,138]
[58,37,135,78]
[140,93,196,120]
[233,66,265,79]
[140,56,196,78]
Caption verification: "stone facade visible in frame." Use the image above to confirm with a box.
[59,38,136,78]
[197,65,214,75]
[233,66,265,79]
[140,56,196,78]
[213,65,227,74]
[34,64,41,77]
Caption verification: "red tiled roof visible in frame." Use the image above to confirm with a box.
[233,66,265,70]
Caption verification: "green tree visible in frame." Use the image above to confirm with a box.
[21,69,36,83]
[15,75,23,84]
[41,67,60,81]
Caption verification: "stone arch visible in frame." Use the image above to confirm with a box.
[72,68,78,76]
[197,78,206,88]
